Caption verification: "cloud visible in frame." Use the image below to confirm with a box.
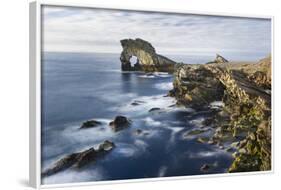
[42,5,271,57]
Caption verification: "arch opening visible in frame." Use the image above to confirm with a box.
[129,55,141,69]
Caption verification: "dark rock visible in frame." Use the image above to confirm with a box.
[131,102,140,106]
[80,120,102,129]
[148,107,161,112]
[226,147,235,152]
[202,117,214,126]
[134,129,143,135]
[42,140,115,177]
[109,115,131,132]
[131,100,145,106]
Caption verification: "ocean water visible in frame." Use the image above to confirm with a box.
[41,52,234,185]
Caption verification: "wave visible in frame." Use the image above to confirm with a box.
[143,117,162,127]
[138,72,172,79]
[154,82,173,90]
[158,166,168,177]
[111,94,176,116]
[209,101,224,109]
[186,149,231,159]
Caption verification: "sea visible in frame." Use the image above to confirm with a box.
[41,52,263,184]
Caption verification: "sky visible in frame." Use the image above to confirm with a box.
[42,5,271,57]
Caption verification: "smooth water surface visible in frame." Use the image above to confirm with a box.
[41,52,233,184]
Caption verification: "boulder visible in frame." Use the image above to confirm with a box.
[109,115,131,132]
[80,120,102,129]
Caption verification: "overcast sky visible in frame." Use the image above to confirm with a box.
[42,5,271,56]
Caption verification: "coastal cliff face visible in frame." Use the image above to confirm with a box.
[120,38,176,72]
[170,56,272,172]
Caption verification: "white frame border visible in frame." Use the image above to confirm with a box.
[29,0,274,189]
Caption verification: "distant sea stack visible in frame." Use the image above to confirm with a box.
[206,54,229,64]
[120,38,176,73]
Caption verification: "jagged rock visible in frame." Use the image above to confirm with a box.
[215,54,229,63]
[248,55,271,89]
[109,116,131,132]
[80,120,102,129]
[172,64,225,109]
[172,55,271,172]
[206,54,229,64]
[42,140,115,177]
[120,38,176,72]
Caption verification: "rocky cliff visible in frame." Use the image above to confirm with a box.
[170,56,272,172]
[120,38,176,72]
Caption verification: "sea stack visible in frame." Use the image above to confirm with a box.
[120,38,176,73]
[206,54,229,64]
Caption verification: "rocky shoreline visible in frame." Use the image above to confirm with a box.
[120,38,271,172]
[42,39,271,178]
[169,56,271,172]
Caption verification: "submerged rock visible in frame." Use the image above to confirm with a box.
[42,140,115,177]
[148,107,161,112]
[131,100,145,106]
[185,129,208,136]
[80,120,102,129]
[133,129,150,136]
[134,129,143,135]
[109,115,131,132]
[200,164,211,172]
[196,137,209,144]
[120,38,176,73]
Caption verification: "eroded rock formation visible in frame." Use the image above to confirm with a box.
[120,38,176,72]
[170,55,272,172]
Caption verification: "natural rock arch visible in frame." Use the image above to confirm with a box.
[120,38,176,72]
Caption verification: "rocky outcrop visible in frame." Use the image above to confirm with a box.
[120,38,176,73]
[206,54,229,64]
[80,120,102,129]
[42,140,115,177]
[170,64,225,109]
[171,55,272,172]
[109,116,131,132]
